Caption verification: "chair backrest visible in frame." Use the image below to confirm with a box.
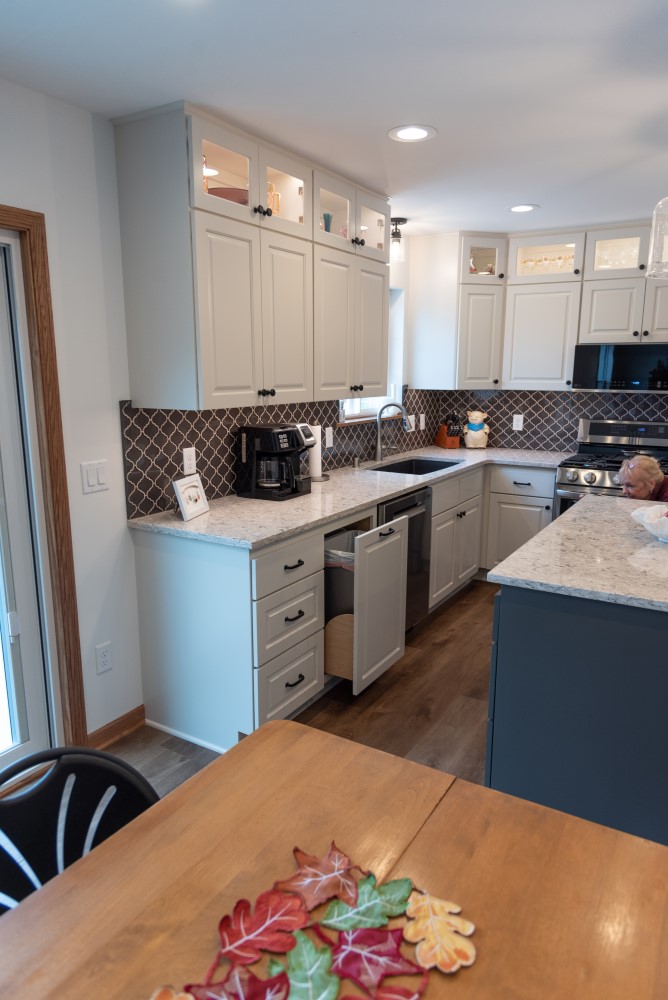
[0,746,159,914]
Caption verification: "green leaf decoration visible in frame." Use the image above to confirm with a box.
[321,874,412,931]
[267,958,285,978]
[285,930,339,1000]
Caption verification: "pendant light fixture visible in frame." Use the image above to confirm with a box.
[648,196,668,278]
[390,217,407,262]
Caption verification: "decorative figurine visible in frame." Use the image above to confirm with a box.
[463,410,490,449]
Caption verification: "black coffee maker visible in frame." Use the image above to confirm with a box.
[235,424,316,500]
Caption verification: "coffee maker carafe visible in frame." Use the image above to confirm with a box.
[235,424,315,500]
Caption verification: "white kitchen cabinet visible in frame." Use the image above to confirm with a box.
[324,514,408,695]
[457,285,504,389]
[313,245,389,400]
[459,235,507,283]
[429,470,483,608]
[189,113,313,240]
[502,282,580,390]
[194,213,313,407]
[115,102,389,409]
[484,465,555,569]
[583,225,650,280]
[133,526,326,752]
[579,277,668,344]
[507,232,585,283]
[313,171,390,263]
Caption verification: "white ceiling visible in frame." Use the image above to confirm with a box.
[2,0,667,236]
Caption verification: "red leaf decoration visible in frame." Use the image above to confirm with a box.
[186,966,290,1000]
[329,927,422,991]
[218,890,309,965]
[274,843,360,909]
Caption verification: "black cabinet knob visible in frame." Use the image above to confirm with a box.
[493,379,499,384]
[566,380,572,386]
[359,384,364,391]
[639,263,646,270]
[351,237,361,246]
[574,268,580,275]
[257,388,266,396]
[642,330,649,337]
[498,273,505,279]
[269,388,276,396]
[545,505,551,510]
[633,330,640,337]
[253,205,266,216]
[265,207,273,217]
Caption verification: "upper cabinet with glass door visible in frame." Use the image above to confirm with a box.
[583,225,651,280]
[507,232,585,283]
[459,235,507,284]
[189,115,313,240]
[314,171,390,262]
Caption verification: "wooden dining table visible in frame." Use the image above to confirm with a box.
[0,720,666,999]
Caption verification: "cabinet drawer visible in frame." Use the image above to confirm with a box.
[253,571,324,666]
[254,630,324,726]
[489,466,555,497]
[431,477,461,516]
[431,468,484,515]
[459,468,484,503]
[252,533,324,600]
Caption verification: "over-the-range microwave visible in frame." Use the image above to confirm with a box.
[572,343,668,391]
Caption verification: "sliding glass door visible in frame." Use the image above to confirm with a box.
[0,234,51,763]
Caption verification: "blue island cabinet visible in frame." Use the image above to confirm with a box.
[485,585,668,845]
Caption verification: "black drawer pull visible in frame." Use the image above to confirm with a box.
[284,558,305,571]
[285,609,305,623]
[285,673,305,689]
[379,527,395,537]
[513,481,531,486]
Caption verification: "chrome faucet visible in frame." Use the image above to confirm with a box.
[375,401,410,461]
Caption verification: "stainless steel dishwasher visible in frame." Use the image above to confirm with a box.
[377,488,431,630]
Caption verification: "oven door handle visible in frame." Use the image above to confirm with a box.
[554,487,588,500]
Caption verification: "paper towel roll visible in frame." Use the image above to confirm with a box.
[309,424,323,480]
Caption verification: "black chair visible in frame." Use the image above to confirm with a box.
[0,746,159,914]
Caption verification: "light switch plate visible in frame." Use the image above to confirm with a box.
[80,460,109,494]
[419,414,426,430]
[324,427,334,448]
[512,414,524,431]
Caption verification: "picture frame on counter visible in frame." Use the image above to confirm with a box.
[173,474,209,521]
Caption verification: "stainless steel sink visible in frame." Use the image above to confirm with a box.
[371,458,461,475]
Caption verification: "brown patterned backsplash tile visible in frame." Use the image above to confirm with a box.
[121,389,668,518]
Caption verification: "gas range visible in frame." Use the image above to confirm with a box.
[555,419,668,511]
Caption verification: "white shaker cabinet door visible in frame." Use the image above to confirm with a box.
[260,230,313,404]
[429,507,457,608]
[502,282,580,390]
[194,212,263,409]
[313,244,356,400]
[578,278,645,343]
[455,494,482,586]
[457,285,504,389]
[356,257,390,397]
[352,517,407,695]
[642,279,668,341]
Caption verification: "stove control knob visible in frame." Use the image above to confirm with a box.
[584,472,597,484]
[566,470,578,483]
[612,473,622,486]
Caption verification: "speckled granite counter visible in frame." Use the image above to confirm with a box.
[128,447,569,550]
[488,493,668,613]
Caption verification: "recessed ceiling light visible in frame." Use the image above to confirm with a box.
[388,125,437,143]
[509,204,539,213]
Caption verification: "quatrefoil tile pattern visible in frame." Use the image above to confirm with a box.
[121,389,668,519]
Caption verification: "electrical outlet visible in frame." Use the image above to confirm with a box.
[407,415,416,431]
[183,447,196,475]
[95,641,112,675]
[324,427,334,448]
[419,414,426,430]
[512,414,524,431]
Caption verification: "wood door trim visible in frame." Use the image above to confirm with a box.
[0,204,87,745]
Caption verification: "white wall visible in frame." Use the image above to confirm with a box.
[0,77,142,733]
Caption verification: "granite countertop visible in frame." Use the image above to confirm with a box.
[488,494,668,613]
[128,446,569,550]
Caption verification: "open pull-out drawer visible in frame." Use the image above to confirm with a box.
[324,516,408,695]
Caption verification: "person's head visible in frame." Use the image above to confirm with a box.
[619,455,664,499]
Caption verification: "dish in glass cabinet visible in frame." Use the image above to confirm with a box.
[631,505,668,542]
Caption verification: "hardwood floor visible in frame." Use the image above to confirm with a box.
[295,579,498,784]
[109,579,498,795]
